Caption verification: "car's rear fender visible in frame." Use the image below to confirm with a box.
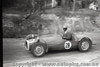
[76,37,93,46]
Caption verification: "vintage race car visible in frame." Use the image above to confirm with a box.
[24,33,95,57]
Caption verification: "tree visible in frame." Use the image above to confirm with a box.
[72,0,76,11]
[30,0,46,12]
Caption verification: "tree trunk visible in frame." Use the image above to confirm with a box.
[72,0,76,11]
[31,0,35,7]
[61,0,66,7]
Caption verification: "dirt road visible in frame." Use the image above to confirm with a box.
[3,32,100,67]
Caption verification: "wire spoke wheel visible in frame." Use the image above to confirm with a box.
[34,45,44,56]
[78,37,92,52]
[81,41,89,50]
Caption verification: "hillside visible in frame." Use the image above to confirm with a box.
[3,7,100,38]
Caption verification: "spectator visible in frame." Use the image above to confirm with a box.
[89,1,98,10]
[52,0,57,8]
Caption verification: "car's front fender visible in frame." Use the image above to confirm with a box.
[29,39,48,52]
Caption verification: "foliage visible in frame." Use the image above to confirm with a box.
[3,13,51,38]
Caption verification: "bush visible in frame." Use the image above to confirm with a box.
[3,13,50,38]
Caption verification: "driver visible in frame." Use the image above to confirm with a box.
[62,24,73,40]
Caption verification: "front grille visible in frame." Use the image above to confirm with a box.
[25,41,28,48]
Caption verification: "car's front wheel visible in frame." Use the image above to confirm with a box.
[31,43,46,57]
[78,37,92,52]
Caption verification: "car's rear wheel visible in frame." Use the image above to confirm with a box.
[78,37,92,52]
[31,43,46,57]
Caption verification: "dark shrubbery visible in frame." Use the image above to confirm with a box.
[3,20,37,38]
[3,13,50,38]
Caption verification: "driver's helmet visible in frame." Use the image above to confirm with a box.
[63,24,69,32]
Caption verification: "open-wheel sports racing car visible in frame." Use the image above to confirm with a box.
[24,33,96,57]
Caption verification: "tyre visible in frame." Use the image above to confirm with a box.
[78,37,92,52]
[31,42,46,57]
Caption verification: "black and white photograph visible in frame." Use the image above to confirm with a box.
[3,0,100,67]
